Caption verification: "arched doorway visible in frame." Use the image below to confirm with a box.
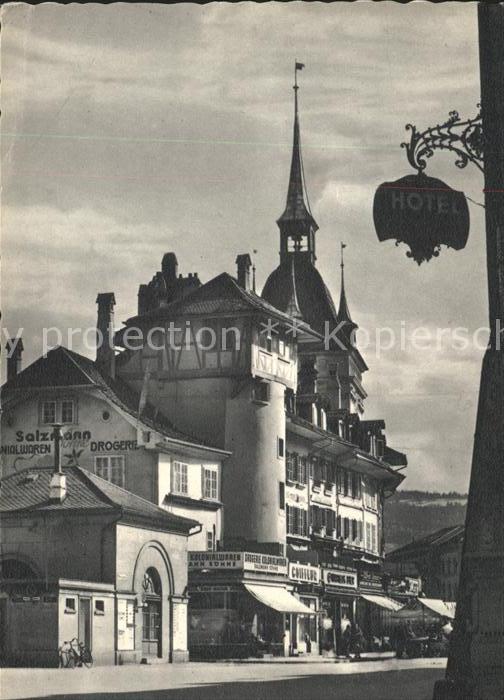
[0,557,38,583]
[141,568,162,659]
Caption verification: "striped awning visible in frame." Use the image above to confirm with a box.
[419,598,456,619]
[244,583,315,614]
[361,594,404,612]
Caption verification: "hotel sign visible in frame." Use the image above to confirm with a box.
[373,173,469,264]
[289,563,320,585]
[188,551,288,576]
[323,567,358,590]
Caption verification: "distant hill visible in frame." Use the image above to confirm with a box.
[384,490,467,553]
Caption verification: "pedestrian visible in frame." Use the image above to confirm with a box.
[350,622,364,661]
[341,623,352,658]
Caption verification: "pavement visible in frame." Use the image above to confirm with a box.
[230,650,397,663]
[0,658,447,700]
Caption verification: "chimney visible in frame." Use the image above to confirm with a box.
[161,252,178,285]
[5,337,24,382]
[49,424,66,502]
[236,254,252,291]
[96,293,116,379]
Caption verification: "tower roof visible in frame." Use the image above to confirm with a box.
[285,256,302,319]
[277,66,318,232]
[337,243,357,329]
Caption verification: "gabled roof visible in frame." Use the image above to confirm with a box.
[286,412,404,489]
[386,524,465,561]
[1,346,227,454]
[125,272,320,340]
[1,346,95,391]
[0,465,199,534]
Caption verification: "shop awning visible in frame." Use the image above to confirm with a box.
[361,594,404,612]
[419,598,456,619]
[244,583,315,614]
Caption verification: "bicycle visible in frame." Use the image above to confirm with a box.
[58,638,93,668]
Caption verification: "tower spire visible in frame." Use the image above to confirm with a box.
[337,242,356,327]
[286,256,302,319]
[277,62,318,265]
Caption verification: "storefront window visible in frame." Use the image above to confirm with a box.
[298,598,318,650]
[189,588,285,653]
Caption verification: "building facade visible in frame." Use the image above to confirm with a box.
[0,461,198,666]
[1,75,409,662]
[385,525,464,601]
[0,344,230,666]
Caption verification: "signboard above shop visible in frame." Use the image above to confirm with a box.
[322,567,358,590]
[373,173,470,264]
[289,563,321,585]
[359,570,384,593]
[188,551,288,576]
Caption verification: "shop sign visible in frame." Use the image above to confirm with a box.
[188,551,288,576]
[117,599,135,651]
[243,552,287,575]
[188,552,243,570]
[289,563,320,585]
[359,571,383,592]
[1,427,139,466]
[323,568,357,590]
[388,576,421,597]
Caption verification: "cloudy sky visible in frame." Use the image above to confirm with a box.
[2,2,486,492]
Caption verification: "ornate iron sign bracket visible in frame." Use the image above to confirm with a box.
[401,107,484,174]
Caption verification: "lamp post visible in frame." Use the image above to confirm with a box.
[375,4,503,698]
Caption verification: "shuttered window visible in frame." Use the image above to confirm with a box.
[173,461,188,495]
